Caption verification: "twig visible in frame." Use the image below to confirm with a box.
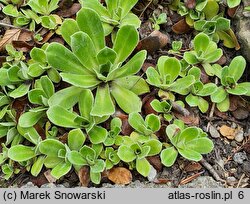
[199,158,225,183]
[139,0,153,18]
[236,173,245,188]
[170,101,190,116]
[179,171,205,185]
[0,22,29,31]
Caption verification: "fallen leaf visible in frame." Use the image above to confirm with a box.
[219,125,236,140]
[136,30,169,54]
[185,0,196,9]
[57,3,81,17]
[147,156,162,172]
[78,166,90,187]
[142,95,158,115]
[114,111,133,135]
[227,6,238,18]
[0,28,21,51]
[107,167,132,185]
[142,62,155,73]
[174,110,199,126]
[31,173,49,187]
[184,162,202,172]
[44,170,57,183]
[172,19,191,34]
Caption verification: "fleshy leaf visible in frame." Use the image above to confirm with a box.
[68,129,86,151]
[8,145,36,162]
[160,147,178,167]
[51,161,72,179]
[136,158,151,177]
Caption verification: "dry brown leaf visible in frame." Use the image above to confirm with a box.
[219,125,236,140]
[174,111,199,126]
[136,30,169,54]
[184,162,202,172]
[172,19,191,34]
[44,170,57,183]
[147,156,162,172]
[0,29,21,51]
[107,167,132,185]
[78,166,90,187]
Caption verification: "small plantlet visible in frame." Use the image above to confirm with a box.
[117,135,162,177]
[128,112,161,137]
[146,56,195,95]
[185,66,217,113]
[160,120,214,167]
[210,56,250,112]
[226,0,241,8]
[149,13,167,30]
[183,32,223,76]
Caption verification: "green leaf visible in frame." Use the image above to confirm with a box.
[183,51,199,64]
[44,156,64,168]
[186,94,199,107]
[227,56,246,82]
[186,137,214,154]
[114,76,149,95]
[61,19,79,45]
[68,129,86,151]
[28,89,45,105]
[211,86,227,103]
[18,111,44,128]
[145,114,161,132]
[178,148,202,161]
[3,5,19,17]
[158,57,181,83]
[197,83,217,96]
[119,12,141,28]
[136,158,151,177]
[111,82,142,114]
[216,95,230,112]
[39,139,65,157]
[91,84,115,117]
[110,50,146,79]
[78,89,94,121]
[51,161,72,179]
[144,139,162,156]
[168,75,195,94]
[90,171,101,184]
[47,106,81,128]
[80,145,96,159]
[8,145,36,162]
[227,0,241,8]
[88,126,108,144]
[31,156,45,177]
[40,76,54,98]
[67,151,87,165]
[113,25,139,63]
[48,86,82,109]
[178,127,199,144]
[237,82,250,96]
[30,47,46,63]
[119,0,138,19]
[60,73,100,89]
[146,67,161,86]
[160,147,178,167]
[71,31,98,71]
[128,112,150,135]
[198,97,209,113]
[9,84,30,99]
[117,145,136,162]
[227,86,247,95]
[97,47,117,65]
[76,8,105,51]
[194,33,210,53]
[46,43,91,75]
[90,159,105,173]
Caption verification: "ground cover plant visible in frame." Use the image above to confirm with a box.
[0,0,249,188]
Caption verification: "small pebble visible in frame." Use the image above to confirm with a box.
[233,152,247,164]
[235,130,244,143]
[226,177,237,186]
[231,141,237,147]
[209,125,220,138]
[147,166,157,182]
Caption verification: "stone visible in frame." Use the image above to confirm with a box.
[233,152,248,164]
[234,0,250,62]
[232,108,249,120]
[209,125,220,138]
[226,177,237,186]
[235,130,244,143]
[20,182,38,188]
[242,161,250,176]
